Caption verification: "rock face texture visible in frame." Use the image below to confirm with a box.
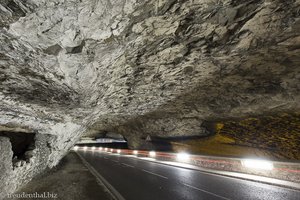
[218,112,300,160]
[0,0,300,196]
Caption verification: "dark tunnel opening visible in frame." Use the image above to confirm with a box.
[76,142,128,149]
[0,131,36,160]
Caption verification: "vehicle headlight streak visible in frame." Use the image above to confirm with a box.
[242,159,274,170]
[80,145,279,182]
[177,153,190,162]
[149,151,156,157]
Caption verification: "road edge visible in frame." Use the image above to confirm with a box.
[76,152,126,200]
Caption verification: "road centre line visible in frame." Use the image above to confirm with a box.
[182,183,231,200]
[121,163,134,168]
[142,169,168,179]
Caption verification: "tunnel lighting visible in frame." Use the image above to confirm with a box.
[99,147,103,151]
[177,153,190,162]
[149,151,156,157]
[133,150,138,155]
[242,159,274,170]
[117,149,121,154]
[73,146,79,151]
[91,146,96,150]
[83,146,88,150]
[104,148,108,151]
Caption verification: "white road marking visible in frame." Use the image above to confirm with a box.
[125,156,300,192]
[142,169,168,179]
[139,157,156,161]
[182,183,231,200]
[76,152,126,200]
[81,150,300,194]
[121,163,134,168]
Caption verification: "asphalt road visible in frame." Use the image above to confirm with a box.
[77,150,300,200]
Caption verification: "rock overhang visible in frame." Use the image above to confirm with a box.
[0,0,300,195]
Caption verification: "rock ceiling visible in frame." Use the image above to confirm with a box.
[0,0,300,195]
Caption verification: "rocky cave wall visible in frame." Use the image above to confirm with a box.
[0,0,300,196]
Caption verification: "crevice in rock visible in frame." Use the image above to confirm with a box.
[6,0,26,17]
[43,44,62,56]
[0,131,35,162]
[66,40,85,54]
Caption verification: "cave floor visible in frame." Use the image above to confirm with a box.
[7,152,113,200]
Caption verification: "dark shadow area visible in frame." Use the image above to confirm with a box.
[144,135,210,142]
[6,1,26,17]
[0,131,35,160]
[66,40,85,54]
[76,142,128,149]
[144,140,173,151]
[43,44,62,56]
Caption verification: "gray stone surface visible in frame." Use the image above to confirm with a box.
[0,0,300,196]
[0,137,13,198]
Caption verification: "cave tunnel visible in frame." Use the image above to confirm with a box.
[0,131,35,160]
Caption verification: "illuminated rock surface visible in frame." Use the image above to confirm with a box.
[0,0,300,196]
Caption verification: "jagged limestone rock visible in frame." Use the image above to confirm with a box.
[0,137,13,198]
[0,0,300,195]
